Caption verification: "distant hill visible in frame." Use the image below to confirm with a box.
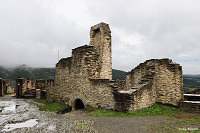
[183,75,200,92]
[183,74,200,78]
[0,66,199,93]
[112,69,127,80]
[0,66,127,80]
[0,66,55,80]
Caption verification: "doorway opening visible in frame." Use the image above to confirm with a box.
[74,99,84,109]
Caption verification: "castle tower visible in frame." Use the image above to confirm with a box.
[89,22,112,79]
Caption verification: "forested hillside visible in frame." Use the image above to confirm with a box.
[183,75,200,92]
[112,69,127,80]
[0,66,55,80]
[0,66,199,93]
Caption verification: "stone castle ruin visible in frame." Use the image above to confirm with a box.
[46,22,184,111]
[16,78,54,99]
[0,78,14,96]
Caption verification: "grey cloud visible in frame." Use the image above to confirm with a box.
[0,0,200,74]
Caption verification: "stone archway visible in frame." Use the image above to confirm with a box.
[74,99,85,109]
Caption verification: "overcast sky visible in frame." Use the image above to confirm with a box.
[0,0,200,74]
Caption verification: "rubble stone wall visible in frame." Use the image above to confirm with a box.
[5,80,14,94]
[46,44,116,109]
[0,79,3,96]
[125,59,183,106]
[131,82,157,110]
[0,79,15,96]
[89,22,112,80]
[46,23,114,109]
[46,22,184,111]
[113,81,156,111]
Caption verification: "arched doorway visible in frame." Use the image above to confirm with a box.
[74,99,85,109]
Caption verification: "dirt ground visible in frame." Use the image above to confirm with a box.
[0,96,199,133]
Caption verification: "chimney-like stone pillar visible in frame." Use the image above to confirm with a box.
[89,22,112,79]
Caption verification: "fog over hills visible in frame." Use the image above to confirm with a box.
[0,65,199,93]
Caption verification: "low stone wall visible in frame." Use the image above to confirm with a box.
[0,79,3,96]
[6,80,14,94]
[113,81,156,111]
[113,89,134,112]
[35,89,41,99]
[87,79,116,109]
[184,94,200,101]
[179,101,200,112]
[131,82,156,110]
[0,79,15,96]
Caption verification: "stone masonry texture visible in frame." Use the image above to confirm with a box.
[0,78,14,96]
[46,22,184,111]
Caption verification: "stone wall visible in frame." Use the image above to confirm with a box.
[0,78,3,96]
[179,102,200,112]
[46,23,116,109]
[89,22,112,80]
[46,43,116,109]
[16,78,50,98]
[16,78,27,98]
[46,22,184,111]
[36,79,48,89]
[5,80,14,94]
[125,59,183,106]
[113,81,156,111]
[0,79,14,96]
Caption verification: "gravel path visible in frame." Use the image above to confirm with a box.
[0,96,96,133]
[64,111,167,133]
[0,96,174,133]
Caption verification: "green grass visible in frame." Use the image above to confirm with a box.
[33,99,67,111]
[90,104,188,117]
[181,117,200,125]
[151,117,200,133]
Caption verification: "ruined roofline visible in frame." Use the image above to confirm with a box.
[56,57,72,68]
[126,58,180,75]
[57,57,69,65]
[90,22,111,38]
[72,45,95,51]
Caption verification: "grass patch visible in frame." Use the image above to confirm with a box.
[181,117,200,125]
[150,117,200,133]
[33,99,67,111]
[90,104,189,117]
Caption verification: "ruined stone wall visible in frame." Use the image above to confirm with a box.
[0,78,3,96]
[131,82,157,110]
[36,79,48,89]
[154,59,183,105]
[47,23,114,108]
[16,78,26,97]
[47,45,116,109]
[125,59,183,106]
[0,79,14,95]
[26,79,36,89]
[2,80,6,95]
[179,102,200,112]
[113,81,156,111]
[89,22,112,80]
[46,22,184,111]
[5,80,14,94]
[16,78,37,98]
